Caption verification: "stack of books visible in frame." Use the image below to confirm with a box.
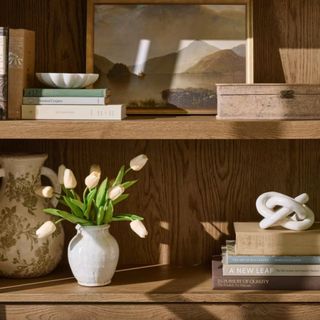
[22,88,126,120]
[212,222,320,290]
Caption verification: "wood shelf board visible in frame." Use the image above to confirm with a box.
[1,265,320,303]
[1,117,320,139]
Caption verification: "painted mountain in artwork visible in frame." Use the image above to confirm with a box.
[94,54,114,73]
[186,49,245,74]
[132,41,219,74]
[94,4,246,65]
[232,44,246,57]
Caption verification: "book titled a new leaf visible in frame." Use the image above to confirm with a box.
[234,222,320,255]
[223,264,320,276]
[22,104,126,120]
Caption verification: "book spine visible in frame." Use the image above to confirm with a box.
[23,88,108,97]
[8,29,35,119]
[0,27,8,120]
[212,259,320,290]
[23,96,107,105]
[227,254,320,265]
[21,104,125,120]
[223,264,320,276]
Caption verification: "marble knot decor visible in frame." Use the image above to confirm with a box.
[256,191,315,231]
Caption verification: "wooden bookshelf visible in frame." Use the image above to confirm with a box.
[2,265,320,304]
[2,117,320,139]
[1,0,320,319]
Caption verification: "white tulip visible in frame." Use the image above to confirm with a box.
[58,164,66,184]
[85,171,101,189]
[108,185,125,201]
[130,220,148,238]
[36,221,56,238]
[130,154,148,171]
[90,164,101,174]
[35,186,54,198]
[63,169,77,189]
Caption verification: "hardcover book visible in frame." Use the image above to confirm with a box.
[223,263,320,276]
[223,242,320,265]
[212,258,320,290]
[22,96,110,105]
[8,29,35,119]
[21,104,126,120]
[234,222,320,256]
[24,88,109,97]
[0,27,8,120]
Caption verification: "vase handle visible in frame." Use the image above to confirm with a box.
[41,167,61,208]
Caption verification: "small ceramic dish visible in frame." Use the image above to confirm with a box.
[36,73,99,88]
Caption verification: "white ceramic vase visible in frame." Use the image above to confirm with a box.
[0,154,64,278]
[68,224,119,286]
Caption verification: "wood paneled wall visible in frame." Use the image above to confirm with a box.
[1,0,320,266]
[0,139,320,267]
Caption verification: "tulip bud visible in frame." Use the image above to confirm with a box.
[63,169,77,189]
[58,164,66,185]
[36,221,56,238]
[90,164,101,174]
[130,154,148,171]
[130,220,148,238]
[108,185,125,201]
[85,171,101,189]
[35,186,54,198]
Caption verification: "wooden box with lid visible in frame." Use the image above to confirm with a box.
[217,84,320,119]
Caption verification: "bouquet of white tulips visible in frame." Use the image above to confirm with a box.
[36,154,148,239]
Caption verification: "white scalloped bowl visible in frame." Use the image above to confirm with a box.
[36,73,99,88]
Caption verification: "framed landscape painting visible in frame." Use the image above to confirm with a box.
[87,0,253,114]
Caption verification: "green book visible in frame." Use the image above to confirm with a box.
[24,88,109,97]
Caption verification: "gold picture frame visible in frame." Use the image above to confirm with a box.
[87,0,253,115]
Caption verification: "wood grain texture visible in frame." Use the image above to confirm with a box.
[254,0,320,83]
[0,0,86,73]
[2,118,320,139]
[1,140,320,267]
[2,266,320,304]
[3,304,320,320]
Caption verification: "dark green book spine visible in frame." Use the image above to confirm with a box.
[24,88,108,97]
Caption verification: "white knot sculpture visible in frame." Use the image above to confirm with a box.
[256,192,315,231]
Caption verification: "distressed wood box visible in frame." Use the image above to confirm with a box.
[217,84,320,119]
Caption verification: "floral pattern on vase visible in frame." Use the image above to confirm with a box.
[0,154,64,278]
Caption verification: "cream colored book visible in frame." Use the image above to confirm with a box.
[234,222,320,256]
[22,104,126,120]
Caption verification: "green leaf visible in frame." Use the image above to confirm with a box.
[96,177,108,207]
[121,180,138,190]
[113,165,125,187]
[71,190,81,201]
[97,206,105,226]
[69,198,84,211]
[84,188,97,219]
[112,193,129,205]
[103,201,114,224]
[43,208,92,225]
[111,214,144,222]
[63,196,84,218]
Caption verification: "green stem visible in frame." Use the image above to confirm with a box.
[124,167,131,176]
[83,187,88,202]
[55,218,64,224]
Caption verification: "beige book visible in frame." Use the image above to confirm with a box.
[8,29,35,119]
[234,222,320,256]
